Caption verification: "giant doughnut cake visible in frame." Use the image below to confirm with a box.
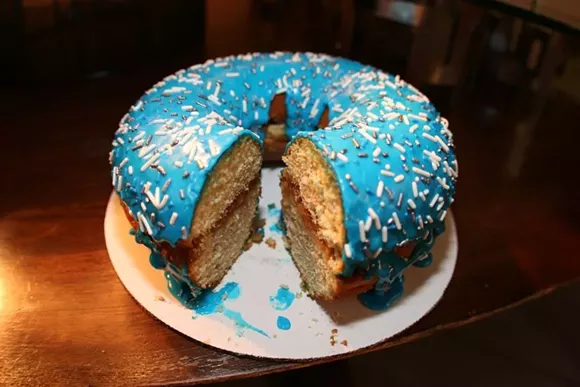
[110,52,458,310]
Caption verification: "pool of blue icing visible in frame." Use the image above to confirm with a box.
[269,287,295,311]
[277,316,291,330]
[133,230,268,337]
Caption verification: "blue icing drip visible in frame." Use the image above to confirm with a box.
[269,287,295,311]
[222,309,269,337]
[112,52,457,310]
[359,275,404,311]
[413,252,433,268]
[191,282,240,314]
[191,282,268,337]
[276,316,291,330]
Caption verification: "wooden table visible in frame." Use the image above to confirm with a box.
[1,65,580,385]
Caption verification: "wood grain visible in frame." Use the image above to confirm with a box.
[1,41,580,387]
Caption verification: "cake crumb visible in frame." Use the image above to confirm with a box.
[341,340,348,346]
[267,203,276,210]
[273,334,278,339]
[295,292,303,299]
[280,284,289,290]
[154,295,165,302]
[265,237,277,249]
[331,328,338,335]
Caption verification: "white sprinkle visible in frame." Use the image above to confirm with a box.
[424,150,442,162]
[382,226,388,243]
[345,173,351,180]
[435,136,450,152]
[119,157,129,168]
[439,210,447,221]
[139,213,153,235]
[418,215,424,229]
[310,98,320,118]
[381,170,395,177]
[225,72,240,77]
[181,226,188,240]
[208,139,220,156]
[408,113,427,121]
[169,212,178,226]
[132,101,143,111]
[128,166,133,175]
[430,194,440,208]
[208,94,221,106]
[402,115,410,125]
[242,99,247,113]
[254,111,259,121]
[140,153,160,172]
[394,174,405,183]
[344,244,352,258]
[117,175,123,191]
[364,216,372,232]
[376,181,384,197]
[336,153,349,162]
[407,199,416,209]
[159,194,169,209]
[384,112,398,120]
[175,160,184,168]
[359,220,367,242]
[392,212,402,230]
[368,208,380,229]
[140,202,147,211]
[426,215,434,223]
[393,143,406,153]
[138,144,155,158]
[437,177,450,190]
[419,192,426,201]
[412,167,431,177]
[410,182,418,198]
[409,124,419,133]
[206,81,211,90]
[358,129,377,144]
[422,133,438,142]
[373,147,381,158]
[372,248,382,259]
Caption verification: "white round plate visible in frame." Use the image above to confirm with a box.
[105,167,458,360]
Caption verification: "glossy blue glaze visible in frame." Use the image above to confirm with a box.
[269,287,295,311]
[276,316,291,330]
[112,52,457,310]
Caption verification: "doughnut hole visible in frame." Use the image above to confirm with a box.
[318,107,330,128]
[189,135,262,239]
[264,93,288,161]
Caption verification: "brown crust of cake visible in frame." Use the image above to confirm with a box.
[280,172,375,300]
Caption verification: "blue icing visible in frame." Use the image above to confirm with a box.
[359,275,404,311]
[112,52,457,310]
[267,203,280,217]
[267,203,285,235]
[269,287,295,311]
[191,282,268,337]
[191,282,240,314]
[276,316,291,330]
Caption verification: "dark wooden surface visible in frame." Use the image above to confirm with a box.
[1,66,580,386]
